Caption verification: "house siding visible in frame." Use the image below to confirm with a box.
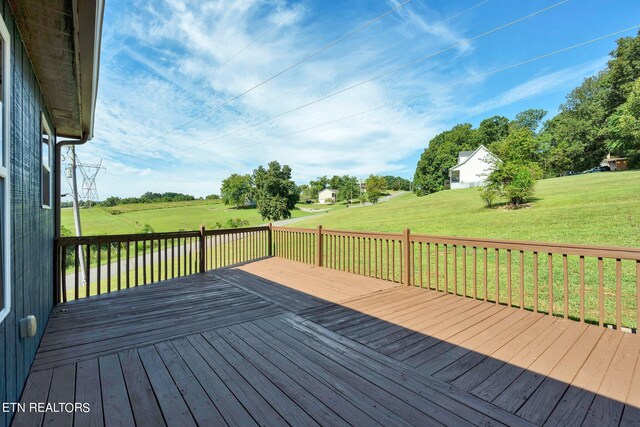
[1,2,56,426]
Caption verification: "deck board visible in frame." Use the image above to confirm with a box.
[13,258,639,426]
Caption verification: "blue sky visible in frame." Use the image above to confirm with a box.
[74,0,640,198]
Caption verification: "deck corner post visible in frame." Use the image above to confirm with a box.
[268,223,273,257]
[316,225,323,267]
[199,225,206,273]
[53,238,60,304]
[403,228,411,286]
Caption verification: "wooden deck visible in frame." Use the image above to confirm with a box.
[14,258,640,426]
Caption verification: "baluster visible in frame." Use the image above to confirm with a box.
[483,248,488,302]
[419,242,423,288]
[150,239,154,283]
[96,244,101,295]
[444,244,448,293]
[548,253,553,316]
[453,245,457,296]
[508,250,512,307]
[598,257,604,327]
[616,259,622,330]
[435,244,439,291]
[74,244,79,300]
[533,252,539,312]
[143,239,147,285]
[463,246,467,297]
[519,251,524,310]
[86,244,91,298]
[473,247,477,299]
[107,244,111,293]
[495,248,499,305]
[563,254,569,319]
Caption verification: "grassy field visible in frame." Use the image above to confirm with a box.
[62,199,325,235]
[294,170,640,247]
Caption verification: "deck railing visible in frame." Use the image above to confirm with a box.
[55,225,271,303]
[272,226,640,331]
[56,224,640,330]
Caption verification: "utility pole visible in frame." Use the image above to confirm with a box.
[69,146,87,284]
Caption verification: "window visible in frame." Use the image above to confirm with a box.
[0,17,11,322]
[451,170,460,183]
[41,115,52,208]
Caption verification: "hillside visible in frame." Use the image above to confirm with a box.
[62,199,319,235]
[293,171,640,247]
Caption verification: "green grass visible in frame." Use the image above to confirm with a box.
[62,199,318,235]
[293,170,640,247]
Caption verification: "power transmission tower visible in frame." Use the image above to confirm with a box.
[63,147,106,285]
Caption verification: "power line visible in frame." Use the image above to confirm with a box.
[178,0,569,153]
[196,9,296,85]
[136,0,416,151]
[168,0,492,156]
[217,24,640,153]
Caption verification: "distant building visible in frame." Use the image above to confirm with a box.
[449,145,500,190]
[318,188,338,204]
[600,154,628,171]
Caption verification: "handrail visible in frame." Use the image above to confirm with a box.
[273,225,640,331]
[55,225,271,303]
[54,223,640,331]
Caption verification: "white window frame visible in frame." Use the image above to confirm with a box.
[41,114,52,209]
[0,17,11,323]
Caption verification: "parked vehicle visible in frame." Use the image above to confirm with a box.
[583,165,611,174]
[559,171,579,176]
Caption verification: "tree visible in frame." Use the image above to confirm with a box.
[605,31,640,112]
[308,176,329,200]
[364,175,387,204]
[220,173,252,208]
[489,126,540,163]
[481,162,541,207]
[328,175,342,190]
[477,116,510,146]
[337,175,360,202]
[382,176,411,191]
[252,161,300,221]
[606,78,640,155]
[205,194,220,200]
[513,109,547,133]
[413,124,479,195]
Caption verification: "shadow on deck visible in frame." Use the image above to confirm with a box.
[13,258,640,426]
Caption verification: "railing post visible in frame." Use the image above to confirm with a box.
[316,225,323,267]
[268,223,273,257]
[199,225,206,273]
[403,228,411,286]
[53,239,60,304]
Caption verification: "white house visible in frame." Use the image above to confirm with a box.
[318,188,338,204]
[449,145,499,190]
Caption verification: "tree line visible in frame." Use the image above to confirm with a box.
[298,174,410,203]
[99,192,197,207]
[414,31,640,204]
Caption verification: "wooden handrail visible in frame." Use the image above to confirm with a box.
[271,225,640,331]
[55,225,272,303]
[54,223,640,331]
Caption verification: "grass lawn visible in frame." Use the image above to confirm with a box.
[62,199,317,235]
[293,170,640,247]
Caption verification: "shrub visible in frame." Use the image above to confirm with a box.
[140,224,155,234]
[483,161,540,207]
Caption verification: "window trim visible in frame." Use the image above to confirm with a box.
[41,114,52,209]
[0,16,11,323]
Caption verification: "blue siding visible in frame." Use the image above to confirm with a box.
[1,1,56,426]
